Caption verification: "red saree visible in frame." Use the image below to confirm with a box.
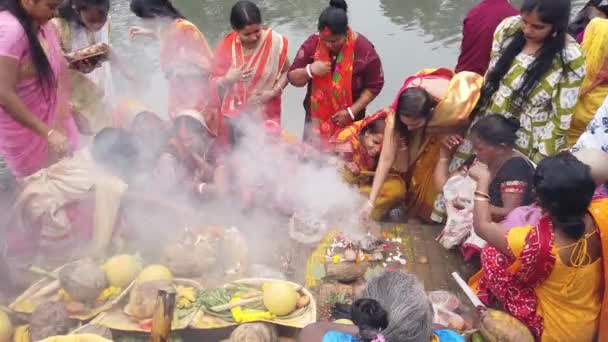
[212,29,288,124]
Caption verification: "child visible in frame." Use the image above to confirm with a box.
[351,298,389,342]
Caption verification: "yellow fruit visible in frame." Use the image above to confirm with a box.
[0,311,13,342]
[262,283,298,316]
[102,255,143,288]
[136,265,173,284]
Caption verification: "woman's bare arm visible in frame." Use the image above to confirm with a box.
[350,89,377,120]
[368,116,400,205]
[288,67,310,87]
[0,57,52,137]
[490,192,525,222]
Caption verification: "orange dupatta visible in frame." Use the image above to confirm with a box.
[310,29,356,150]
[160,19,220,134]
[213,29,288,123]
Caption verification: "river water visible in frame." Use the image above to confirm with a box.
[109,0,586,136]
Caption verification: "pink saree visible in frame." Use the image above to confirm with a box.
[0,12,78,178]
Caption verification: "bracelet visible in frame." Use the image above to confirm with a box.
[367,200,375,208]
[439,157,449,162]
[474,197,489,202]
[47,129,56,138]
[347,107,355,120]
[306,64,314,78]
[474,191,490,199]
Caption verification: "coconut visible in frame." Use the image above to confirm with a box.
[0,311,12,342]
[263,283,298,316]
[102,255,142,288]
[162,238,216,278]
[125,280,172,320]
[136,265,173,284]
[29,302,72,341]
[59,259,108,303]
[480,309,534,342]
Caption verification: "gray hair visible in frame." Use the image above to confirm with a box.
[361,271,433,342]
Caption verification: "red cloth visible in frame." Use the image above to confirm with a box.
[455,0,518,75]
[289,33,384,132]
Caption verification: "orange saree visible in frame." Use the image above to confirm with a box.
[212,29,288,124]
[160,19,219,135]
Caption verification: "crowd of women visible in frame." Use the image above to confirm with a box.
[2,0,608,340]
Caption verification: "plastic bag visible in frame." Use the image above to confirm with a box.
[437,174,476,249]
[429,291,465,331]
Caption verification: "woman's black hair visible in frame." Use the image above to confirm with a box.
[534,152,596,240]
[360,118,386,138]
[394,87,437,138]
[568,0,608,37]
[477,0,572,116]
[470,114,520,147]
[58,0,109,26]
[91,127,138,177]
[351,298,389,342]
[172,115,212,144]
[0,0,55,100]
[130,0,184,19]
[318,0,348,35]
[230,0,261,30]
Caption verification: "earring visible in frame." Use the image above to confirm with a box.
[552,31,557,38]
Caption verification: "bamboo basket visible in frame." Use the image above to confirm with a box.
[189,278,317,330]
[9,261,133,321]
[91,278,201,332]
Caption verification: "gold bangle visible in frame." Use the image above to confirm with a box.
[474,191,490,199]
[474,197,489,202]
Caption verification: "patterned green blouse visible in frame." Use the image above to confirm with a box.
[480,16,585,162]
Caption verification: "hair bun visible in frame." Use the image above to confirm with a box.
[554,214,586,239]
[504,116,521,132]
[329,0,348,11]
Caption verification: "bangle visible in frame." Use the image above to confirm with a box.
[198,182,206,194]
[347,107,355,120]
[306,64,314,78]
[47,129,56,138]
[474,197,489,202]
[367,200,375,208]
[439,157,449,162]
[474,191,490,199]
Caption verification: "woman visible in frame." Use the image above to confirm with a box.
[128,0,220,137]
[569,18,608,145]
[435,115,535,222]
[299,271,434,342]
[157,110,227,198]
[360,69,482,222]
[0,0,74,178]
[568,0,608,42]
[212,1,289,125]
[453,0,585,165]
[573,95,608,153]
[331,111,406,221]
[7,128,135,268]
[287,0,384,150]
[51,0,131,134]
[468,152,608,341]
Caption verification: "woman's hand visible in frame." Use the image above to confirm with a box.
[332,109,352,127]
[359,200,374,222]
[128,26,156,40]
[439,135,463,158]
[47,129,71,158]
[249,89,277,105]
[310,61,331,77]
[70,59,99,74]
[467,162,491,184]
[223,66,253,86]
